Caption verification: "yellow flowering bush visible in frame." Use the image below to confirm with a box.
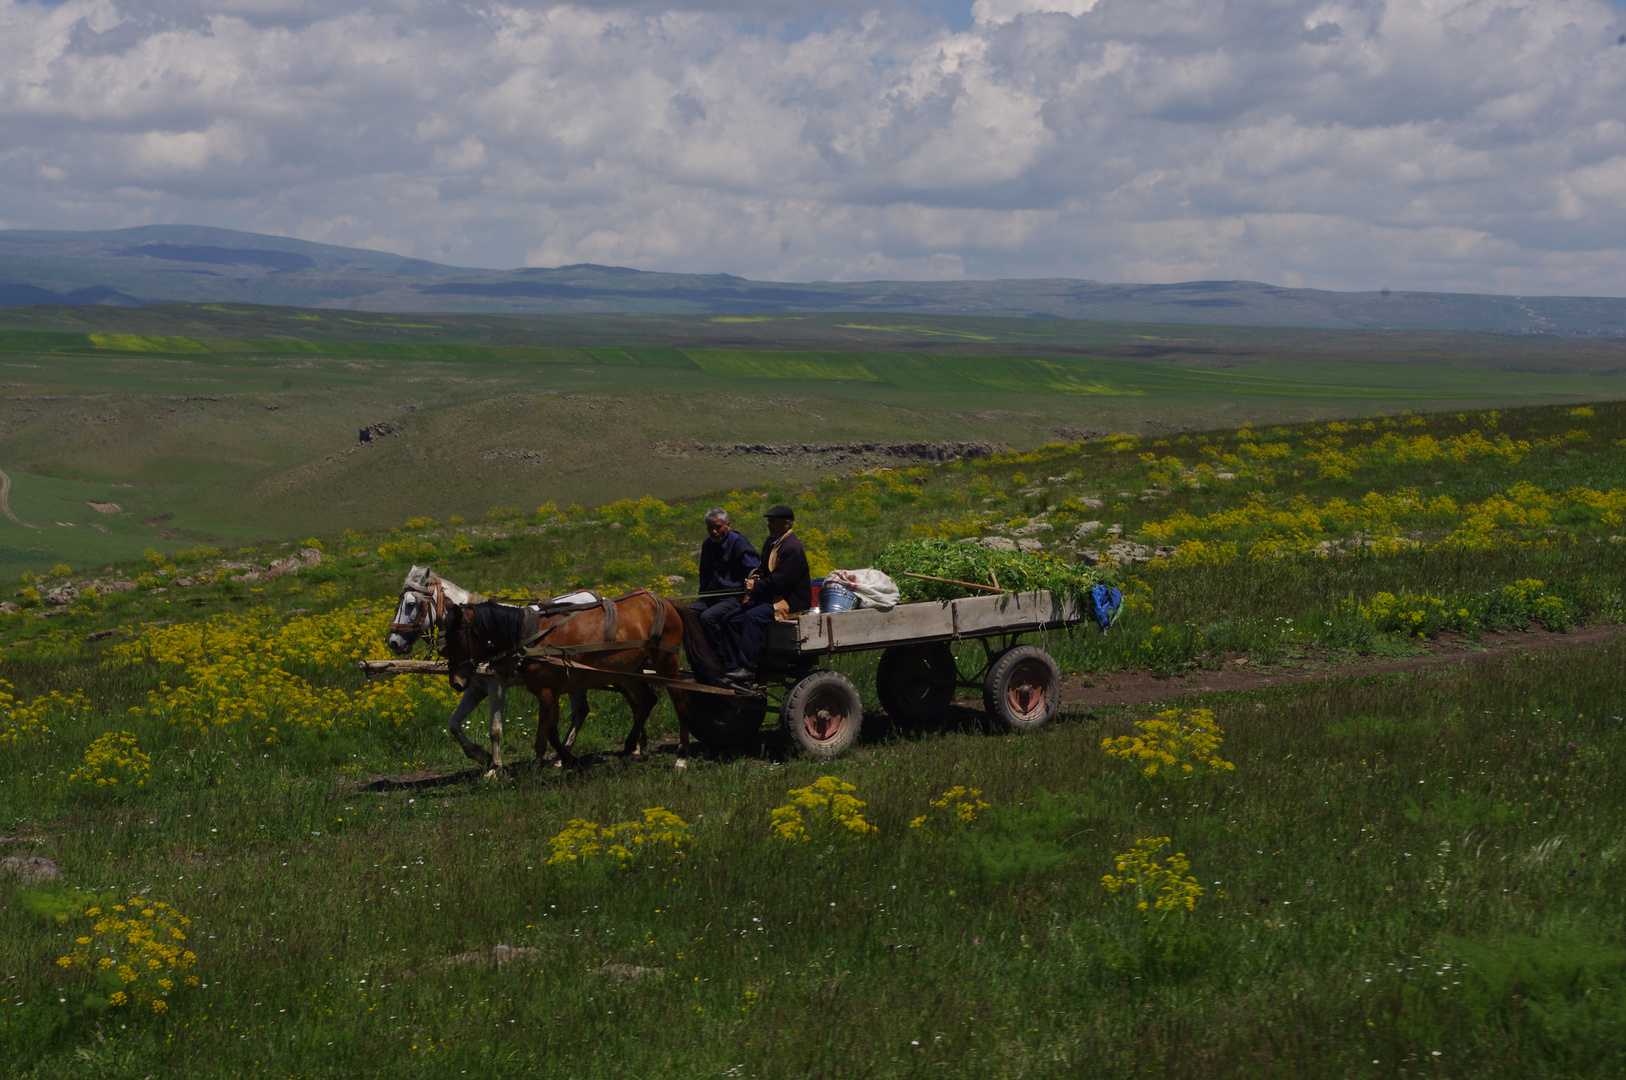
[55,898,199,1012]
[1102,837,1204,914]
[1133,481,1626,564]
[1354,579,1576,637]
[1358,591,1458,637]
[909,784,990,836]
[1102,707,1235,778]
[770,776,877,842]
[111,603,462,739]
[0,679,89,744]
[547,808,692,867]
[377,538,438,562]
[67,732,152,791]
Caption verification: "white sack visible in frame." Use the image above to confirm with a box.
[847,568,900,611]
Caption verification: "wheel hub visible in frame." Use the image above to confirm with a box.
[804,695,845,743]
[1007,664,1051,720]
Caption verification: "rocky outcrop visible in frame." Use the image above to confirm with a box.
[231,547,323,584]
[359,421,401,443]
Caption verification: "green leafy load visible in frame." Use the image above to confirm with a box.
[871,539,1113,603]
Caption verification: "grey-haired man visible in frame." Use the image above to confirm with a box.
[690,507,759,645]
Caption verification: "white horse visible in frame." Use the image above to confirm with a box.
[385,565,607,778]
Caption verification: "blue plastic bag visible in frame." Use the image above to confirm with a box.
[1090,584,1123,632]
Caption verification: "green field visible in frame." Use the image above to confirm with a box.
[0,305,1621,580]
[2,395,1626,1077]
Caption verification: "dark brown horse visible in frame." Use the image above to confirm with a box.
[442,589,725,769]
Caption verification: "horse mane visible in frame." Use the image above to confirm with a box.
[465,601,530,647]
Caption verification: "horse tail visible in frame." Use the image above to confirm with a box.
[673,600,728,686]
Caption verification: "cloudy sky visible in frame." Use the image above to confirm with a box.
[3,0,1626,293]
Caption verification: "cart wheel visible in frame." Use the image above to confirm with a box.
[876,643,956,724]
[783,670,863,759]
[685,694,769,750]
[982,645,1060,732]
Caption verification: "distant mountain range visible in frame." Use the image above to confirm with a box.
[4,224,1626,333]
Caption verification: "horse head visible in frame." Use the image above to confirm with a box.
[439,601,473,690]
[387,565,440,655]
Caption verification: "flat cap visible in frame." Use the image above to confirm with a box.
[764,504,795,520]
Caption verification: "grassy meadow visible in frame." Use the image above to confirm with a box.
[0,303,1623,579]
[1,396,1625,1077]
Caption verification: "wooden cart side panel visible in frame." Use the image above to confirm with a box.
[951,591,1087,634]
[767,615,827,653]
[766,603,953,651]
[766,590,1088,656]
[828,602,954,649]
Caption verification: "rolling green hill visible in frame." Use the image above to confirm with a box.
[0,304,1619,578]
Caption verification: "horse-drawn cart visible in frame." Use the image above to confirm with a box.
[363,587,1090,762]
[693,588,1089,758]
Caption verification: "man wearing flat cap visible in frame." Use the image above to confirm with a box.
[718,505,811,684]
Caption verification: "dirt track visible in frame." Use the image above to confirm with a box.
[1056,622,1626,711]
[0,469,37,530]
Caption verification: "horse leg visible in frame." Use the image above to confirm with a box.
[484,675,506,781]
[620,683,657,761]
[665,687,693,770]
[545,689,591,770]
[447,683,494,770]
[564,690,590,751]
[534,686,577,771]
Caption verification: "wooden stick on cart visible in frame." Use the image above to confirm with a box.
[895,571,1006,594]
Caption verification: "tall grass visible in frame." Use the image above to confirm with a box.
[4,639,1624,1077]
[4,399,1626,1077]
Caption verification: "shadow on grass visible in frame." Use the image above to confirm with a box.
[863,701,1003,747]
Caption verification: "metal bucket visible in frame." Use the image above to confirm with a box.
[822,582,857,612]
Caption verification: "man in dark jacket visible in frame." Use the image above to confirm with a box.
[718,505,811,683]
[689,507,759,643]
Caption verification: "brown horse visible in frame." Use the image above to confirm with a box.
[442,589,725,769]
[387,566,614,774]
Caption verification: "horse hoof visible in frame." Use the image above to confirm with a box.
[673,757,688,770]
[482,768,501,782]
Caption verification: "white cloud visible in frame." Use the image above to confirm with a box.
[971,0,1097,27]
[2,0,1626,293]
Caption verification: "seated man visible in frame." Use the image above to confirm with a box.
[689,507,759,644]
[719,505,811,684]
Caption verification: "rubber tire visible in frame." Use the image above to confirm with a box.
[981,645,1060,732]
[782,670,864,760]
[684,693,768,750]
[875,643,956,724]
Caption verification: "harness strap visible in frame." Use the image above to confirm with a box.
[616,588,671,658]
[527,640,673,657]
[646,592,668,654]
[601,595,617,643]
